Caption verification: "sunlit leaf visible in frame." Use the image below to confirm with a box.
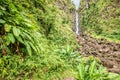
[6,36,11,45]
[0,12,3,16]
[7,33,15,44]
[28,42,37,52]
[4,24,11,32]
[0,19,5,24]
[89,60,96,77]
[15,36,24,44]
[25,42,32,56]
[1,69,7,78]
[13,27,21,36]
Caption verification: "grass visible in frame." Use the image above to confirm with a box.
[90,33,120,44]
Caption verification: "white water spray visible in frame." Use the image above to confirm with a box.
[71,0,80,10]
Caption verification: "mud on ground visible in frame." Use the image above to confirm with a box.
[77,34,120,74]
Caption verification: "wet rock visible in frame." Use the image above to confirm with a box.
[78,33,120,74]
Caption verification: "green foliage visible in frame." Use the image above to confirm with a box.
[80,0,120,42]
[77,56,108,80]
[0,0,120,79]
[0,0,78,79]
[0,55,34,80]
[77,56,120,80]
[0,0,42,56]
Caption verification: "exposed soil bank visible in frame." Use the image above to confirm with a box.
[77,34,120,74]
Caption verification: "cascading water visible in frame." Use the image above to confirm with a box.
[71,0,80,35]
[75,11,79,35]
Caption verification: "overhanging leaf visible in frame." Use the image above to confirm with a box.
[0,19,5,24]
[6,36,11,45]
[13,27,21,36]
[0,12,3,16]
[7,33,15,44]
[28,42,37,52]
[15,36,24,44]
[4,24,12,32]
[25,42,32,56]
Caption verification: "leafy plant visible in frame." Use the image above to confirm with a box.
[77,56,119,80]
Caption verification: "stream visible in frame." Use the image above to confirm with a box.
[71,0,80,35]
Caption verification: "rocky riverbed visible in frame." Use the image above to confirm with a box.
[77,34,120,74]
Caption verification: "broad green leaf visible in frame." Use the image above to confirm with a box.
[9,3,17,12]
[0,37,2,43]
[0,19,5,24]
[7,33,15,44]
[23,32,33,41]
[15,36,24,44]
[0,6,6,10]
[108,73,120,80]
[25,42,32,56]
[77,63,84,80]
[13,27,20,36]
[6,36,11,45]
[23,19,32,27]
[4,24,11,32]
[24,22,31,27]
[28,42,37,52]
[0,12,3,16]
[89,60,96,77]
[1,69,7,78]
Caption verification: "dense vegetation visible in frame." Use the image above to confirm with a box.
[80,0,120,43]
[0,0,120,79]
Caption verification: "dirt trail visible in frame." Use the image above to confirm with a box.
[77,34,120,74]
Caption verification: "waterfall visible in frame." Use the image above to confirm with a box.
[71,0,80,10]
[71,0,80,35]
[75,12,79,35]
